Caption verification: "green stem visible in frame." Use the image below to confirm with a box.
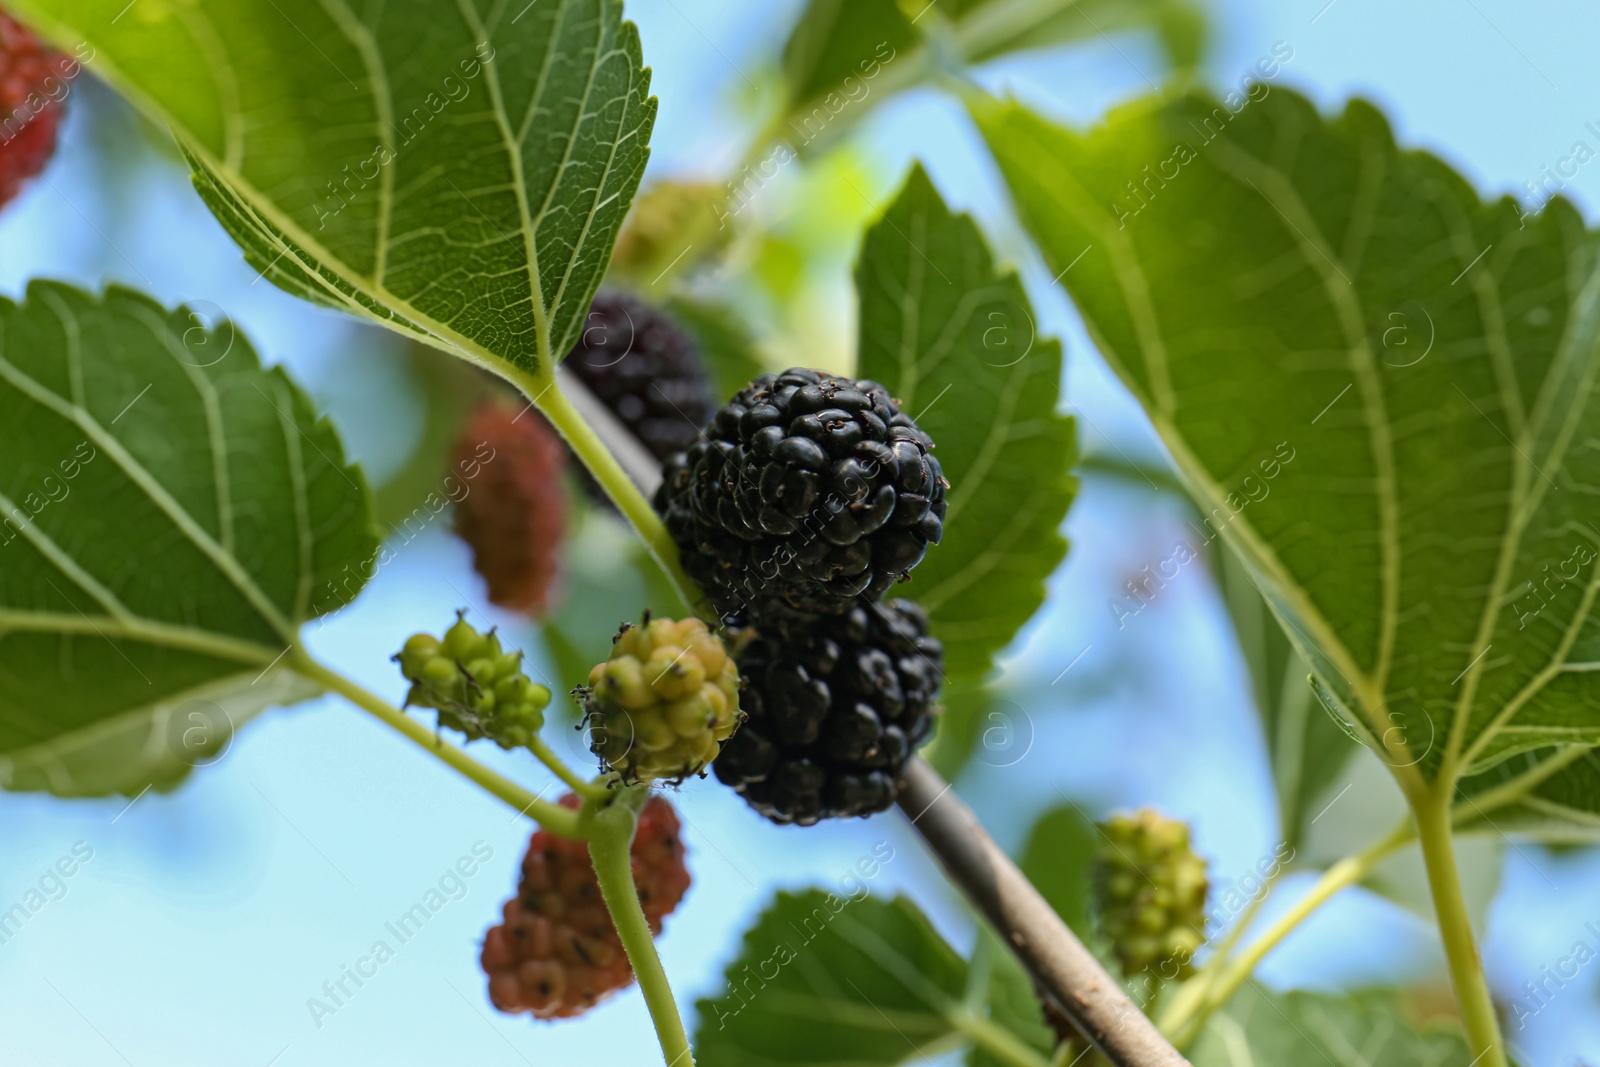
[950,0,1102,59]
[1196,864,1276,977]
[951,1011,1053,1067]
[774,0,1100,162]
[531,376,702,619]
[588,792,695,1067]
[1158,821,1413,1045]
[1414,794,1507,1067]
[527,735,610,801]
[1075,451,1190,498]
[1170,856,1283,1020]
[292,651,583,839]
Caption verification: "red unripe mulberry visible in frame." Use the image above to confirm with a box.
[0,12,74,210]
[453,400,569,616]
[481,794,690,1020]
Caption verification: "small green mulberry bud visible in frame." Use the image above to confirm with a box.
[577,614,742,784]
[441,615,486,660]
[1092,808,1209,982]
[398,633,442,680]
[394,613,551,751]
[420,656,460,694]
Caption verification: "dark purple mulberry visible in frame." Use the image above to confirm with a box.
[564,291,715,464]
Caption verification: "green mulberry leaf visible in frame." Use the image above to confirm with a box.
[13,0,656,378]
[695,889,1053,1067]
[0,282,376,796]
[1190,985,1470,1066]
[975,87,1600,804]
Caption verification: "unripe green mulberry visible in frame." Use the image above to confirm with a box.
[577,615,742,784]
[1092,808,1209,982]
[395,614,551,750]
[609,179,730,282]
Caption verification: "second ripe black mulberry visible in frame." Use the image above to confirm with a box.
[713,599,943,824]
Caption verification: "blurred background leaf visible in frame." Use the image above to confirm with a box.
[1018,803,1099,938]
[694,889,1052,1067]
[1217,542,1355,852]
[1189,985,1469,1066]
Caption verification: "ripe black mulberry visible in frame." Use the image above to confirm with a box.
[655,369,946,626]
[563,291,714,464]
[713,599,943,825]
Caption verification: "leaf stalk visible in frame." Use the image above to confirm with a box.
[291,650,583,839]
[521,370,703,619]
[1414,793,1508,1067]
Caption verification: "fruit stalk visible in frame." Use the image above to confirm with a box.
[517,364,701,618]
[897,757,1191,1067]
[1157,819,1413,1045]
[526,735,610,801]
[588,792,696,1067]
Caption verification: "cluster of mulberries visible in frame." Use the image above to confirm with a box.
[452,400,568,616]
[0,11,74,210]
[713,600,942,825]
[1092,809,1210,981]
[577,614,743,785]
[651,361,950,825]
[482,794,689,1019]
[395,615,551,750]
[538,295,953,825]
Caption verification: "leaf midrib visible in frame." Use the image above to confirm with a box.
[320,0,398,284]
[1202,136,1404,703]
[455,0,557,363]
